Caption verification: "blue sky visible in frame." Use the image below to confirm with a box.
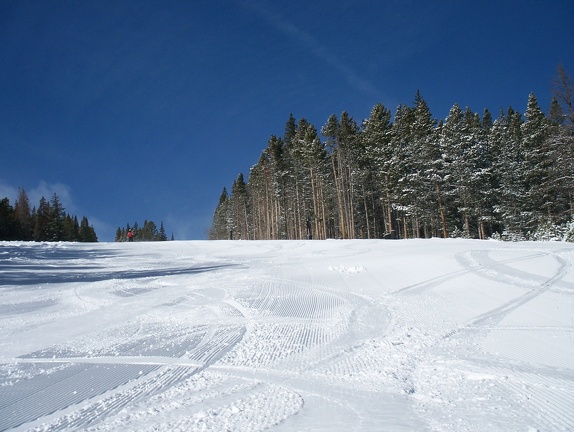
[1,1,573,241]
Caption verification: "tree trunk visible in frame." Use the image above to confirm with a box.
[436,181,448,238]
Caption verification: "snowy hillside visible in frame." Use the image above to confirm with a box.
[0,239,573,431]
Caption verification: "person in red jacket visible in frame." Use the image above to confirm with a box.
[127,229,134,242]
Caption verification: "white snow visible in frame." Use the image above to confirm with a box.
[0,239,573,431]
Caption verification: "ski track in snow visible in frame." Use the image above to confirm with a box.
[0,239,573,431]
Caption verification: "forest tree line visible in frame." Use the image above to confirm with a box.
[210,67,574,241]
[0,189,98,242]
[115,220,171,242]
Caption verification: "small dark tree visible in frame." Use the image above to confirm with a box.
[48,193,66,241]
[14,188,33,240]
[79,216,98,242]
[33,197,51,241]
[0,198,17,240]
[158,221,168,241]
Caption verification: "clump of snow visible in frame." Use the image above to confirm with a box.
[328,265,367,274]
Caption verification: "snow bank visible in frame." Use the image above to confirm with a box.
[0,239,572,431]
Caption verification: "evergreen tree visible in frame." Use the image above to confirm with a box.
[520,93,553,231]
[0,198,17,240]
[139,220,158,241]
[158,221,168,241]
[361,102,394,238]
[321,112,361,238]
[248,154,271,240]
[115,227,124,242]
[210,86,573,242]
[0,191,97,242]
[62,214,79,241]
[492,108,526,236]
[548,99,574,220]
[389,104,416,238]
[48,193,66,241]
[482,108,493,130]
[290,119,329,239]
[549,97,565,126]
[209,187,231,239]
[14,188,33,240]
[230,173,250,239]
[79,216,97,242]
[267,134,289,238]
[405,92,441,238]
[33,197,51,241]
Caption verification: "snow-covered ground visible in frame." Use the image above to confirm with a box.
[0,239,573,431]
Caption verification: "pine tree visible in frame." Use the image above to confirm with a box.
[210,88,572,241]
[290,119,329,239]
[62,214,79,241]
[321,112,361,238]
[139,220,158,241]
[492,108,525,236]
[404,92,441,238]
[0,198,17,240]
[33,197,51,241]
[361,103,394,238]
[388,104,415,238]
[520,93,553,231]
[14,188,33,240]
[230,173,250,239]
[549,97,565,125]
[158,221,168,241]
[115,227,124,242]
[209,187,231,239]
[79,216,97,242]
[47,193,66,241]
[248,154,271,240]
[471,109,495,238]
[548,98,574,220]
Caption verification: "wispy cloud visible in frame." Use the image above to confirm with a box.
[242,1,380,97]
[0,180,76,213]
[0,182,18,203]
[29,181,76,213]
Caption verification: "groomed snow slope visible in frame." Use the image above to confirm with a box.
[0,239,573,431]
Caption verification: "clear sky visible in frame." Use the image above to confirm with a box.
[1,1,573,241]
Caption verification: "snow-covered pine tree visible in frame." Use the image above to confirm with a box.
[491,107,526,237]
[520,93,553,232]
[361,103,394,238]
[230,173,250,240]
[410,92,442,238]
[290,119,330,239]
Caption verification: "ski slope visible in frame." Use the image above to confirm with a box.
[0,239,573,431]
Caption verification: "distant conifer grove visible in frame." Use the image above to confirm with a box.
[210,66,574,241]
[0,189,97,242]
[115,221,171,242]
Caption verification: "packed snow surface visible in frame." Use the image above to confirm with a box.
[0,239,573,431]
